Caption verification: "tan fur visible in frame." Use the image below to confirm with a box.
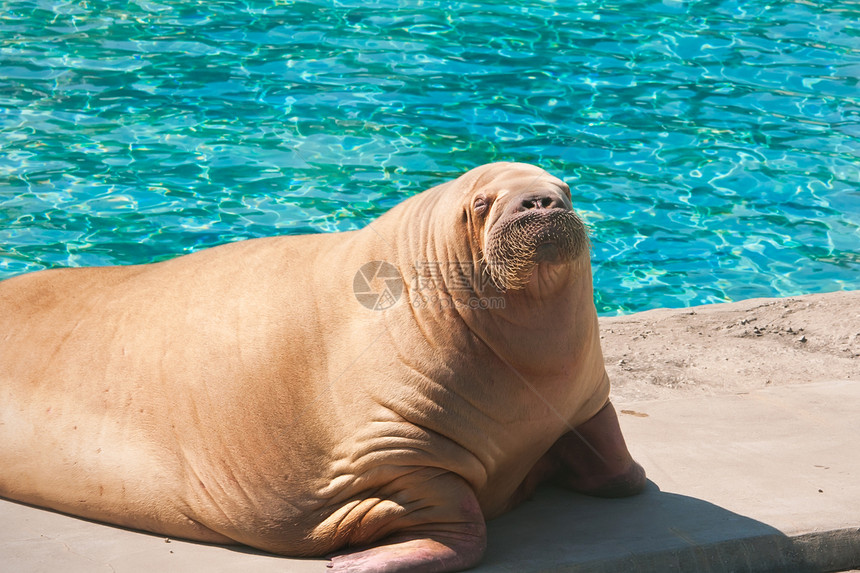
[0,163,612,562]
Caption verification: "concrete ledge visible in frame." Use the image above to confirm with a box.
[481,380,860,572]
[3,380,859,572]
[482,488,860,572]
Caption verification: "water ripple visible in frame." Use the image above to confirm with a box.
[1,0,858,314]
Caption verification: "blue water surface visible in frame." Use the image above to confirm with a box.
[1,0,858,315]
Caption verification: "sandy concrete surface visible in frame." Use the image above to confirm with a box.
[1,290,858,572]
[602,289,859,402]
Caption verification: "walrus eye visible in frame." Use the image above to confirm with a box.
[473,196,489,217]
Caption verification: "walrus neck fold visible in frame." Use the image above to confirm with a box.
[457,253,599,376]
[366,181,487,305]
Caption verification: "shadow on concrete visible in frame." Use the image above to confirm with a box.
[480,481,860,572]
[4,484,858,572]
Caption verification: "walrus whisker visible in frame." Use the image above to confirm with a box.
[484,209,588,291]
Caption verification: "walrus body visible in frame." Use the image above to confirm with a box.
[0,162,644,572]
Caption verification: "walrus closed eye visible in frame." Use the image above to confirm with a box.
[484,208,589,291]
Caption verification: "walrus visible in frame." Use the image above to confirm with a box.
[0,162,645,572]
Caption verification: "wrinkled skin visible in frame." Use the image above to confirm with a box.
[0,162,645,572]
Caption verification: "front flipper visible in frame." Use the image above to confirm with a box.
[326,472,486,573]
[503,401,645,513]
[551,401,646,497]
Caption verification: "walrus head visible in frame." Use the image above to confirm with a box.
[463,163,589,292]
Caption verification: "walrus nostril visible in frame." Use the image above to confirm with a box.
[519,196,561,212]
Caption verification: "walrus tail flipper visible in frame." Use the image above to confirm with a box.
[326,472,486,573]
[549,401,647,498]
[327,535,485,573]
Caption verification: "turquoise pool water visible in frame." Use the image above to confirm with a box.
[1,1,858,315]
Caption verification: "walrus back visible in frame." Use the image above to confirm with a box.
[0,232,360,547]
[0,265,222,536]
